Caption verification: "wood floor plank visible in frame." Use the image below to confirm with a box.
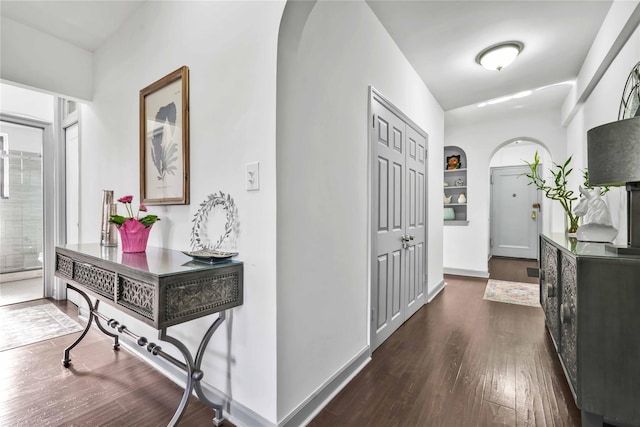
[310,270,580,426]
[480,401,517,426]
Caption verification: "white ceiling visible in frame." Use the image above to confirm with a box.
[367,0,613,111]
[1,1,145,52]
[1,0,613,113]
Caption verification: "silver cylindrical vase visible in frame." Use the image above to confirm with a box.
[100,190,118,246]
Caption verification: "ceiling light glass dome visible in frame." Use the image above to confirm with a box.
[476,42,524,71]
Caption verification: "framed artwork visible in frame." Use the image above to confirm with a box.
[140,66,190,205]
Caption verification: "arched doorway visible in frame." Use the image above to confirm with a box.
[489,138,552,259]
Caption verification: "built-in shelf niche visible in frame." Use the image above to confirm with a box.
[444,145,468,225]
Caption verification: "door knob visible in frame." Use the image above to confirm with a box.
[400,234,414,249]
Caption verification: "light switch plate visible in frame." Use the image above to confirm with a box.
[247,162,260,191]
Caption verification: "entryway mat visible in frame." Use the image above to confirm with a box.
[0,300,83,351]
[483,279,540,307]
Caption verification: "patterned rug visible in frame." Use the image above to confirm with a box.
[483,279,540,307]
[0,300,83,351]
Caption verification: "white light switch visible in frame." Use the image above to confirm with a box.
[247,162,260,191]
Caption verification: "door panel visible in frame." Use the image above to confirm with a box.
[392,162,402,231]
[491,165,539,259]
[372,98,406,348]
[404,125,426,318]
[371,94,427,350]
[375,255,388,330]
[377,158,388,232]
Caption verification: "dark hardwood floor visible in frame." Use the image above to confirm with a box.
[1,258,576,427]
[489,256,539,284]
[310,264,580,426]
[0,299,231,427]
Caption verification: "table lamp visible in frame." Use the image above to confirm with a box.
[587,116,640,255]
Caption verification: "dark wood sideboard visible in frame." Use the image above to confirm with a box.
[540,234,640,427]
[55,244,243,426]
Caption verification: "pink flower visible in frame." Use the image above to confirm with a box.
[110,194,159,228]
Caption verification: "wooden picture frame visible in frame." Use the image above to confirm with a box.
[140,66,190,205]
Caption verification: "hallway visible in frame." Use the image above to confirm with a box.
[0,259,580,426]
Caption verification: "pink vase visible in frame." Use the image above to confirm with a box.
[117,219,153,253]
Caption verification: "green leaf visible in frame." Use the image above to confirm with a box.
[109,215,128,226]
[139,215,160,227]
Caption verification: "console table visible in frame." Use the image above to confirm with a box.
[539,234,640,427]
[55,244,243,426]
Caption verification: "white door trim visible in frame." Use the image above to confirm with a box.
[1,113,65,299]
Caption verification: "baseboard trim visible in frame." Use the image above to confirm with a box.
[427,279,446,302]
[281,346,371,427]
[443,267,489,278]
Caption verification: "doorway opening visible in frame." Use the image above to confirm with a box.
[0,121,45,305]
[0,83,72,306]
[489,139,552,261]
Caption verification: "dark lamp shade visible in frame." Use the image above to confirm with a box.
[587,116,640,186]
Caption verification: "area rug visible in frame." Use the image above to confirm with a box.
[483,279,540,307]
[0,300,83,351]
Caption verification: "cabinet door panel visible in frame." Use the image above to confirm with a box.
[541,239,560,346]
[560,253,578,394]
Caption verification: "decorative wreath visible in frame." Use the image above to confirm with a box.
[190,191,239,251]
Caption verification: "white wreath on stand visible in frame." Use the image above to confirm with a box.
[190,191,239,251]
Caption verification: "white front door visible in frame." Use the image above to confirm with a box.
[371,92,427,351]
[490,165,540,259]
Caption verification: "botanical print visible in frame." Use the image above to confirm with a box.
[145,79,183,201]
[151,102,179,182]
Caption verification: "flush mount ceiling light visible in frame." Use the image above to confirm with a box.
[476,41,524,71]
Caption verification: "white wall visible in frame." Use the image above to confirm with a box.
[80,1,284,423]
[565,23,640,246]
[490,142,540,168]
[276,1,444,421]
[0,83,54,123]
[444,108,566,275]
[1,16,92,101]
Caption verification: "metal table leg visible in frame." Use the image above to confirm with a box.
[62,284,119,367]
[160,312,226,426]
[95,309,227,426]
[61,283,227,426]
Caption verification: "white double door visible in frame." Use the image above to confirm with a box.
[371,94,427,351]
